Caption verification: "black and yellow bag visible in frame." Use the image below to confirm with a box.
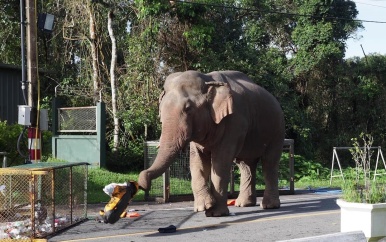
[99,181,138,224]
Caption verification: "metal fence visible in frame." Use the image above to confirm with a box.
[58,106,97,133]
[52,100,106,167]
[144,139,295,202]
[0,162,88,241]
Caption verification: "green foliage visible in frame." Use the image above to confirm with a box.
[232,153,329,189]
[289,153,330,181]
[357,75,381,99]
[0,121,24,166]
[342,179,386,204]
[0,0,21,65]
[136,0,170,19]
[183,25,215,51]
[0,121,52,166]
[341,133,386,203]
[106,140,145,172]
[4,0,386,172]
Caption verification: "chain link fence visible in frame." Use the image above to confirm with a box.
[0,162,88,240]
[58,107,97,132]
[144,140,295,202]
[144,141,191,202]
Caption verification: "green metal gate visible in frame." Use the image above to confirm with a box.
[51,98,106,167]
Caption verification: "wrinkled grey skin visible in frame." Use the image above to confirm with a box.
[138,70,285,217]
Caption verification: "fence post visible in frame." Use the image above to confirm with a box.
[1,152,7,167]
[97,102,106,168]
[52,98,60,136]
[163,168,170,203]
[288,140,295,193]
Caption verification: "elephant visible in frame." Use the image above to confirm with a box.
[138,70,285,217]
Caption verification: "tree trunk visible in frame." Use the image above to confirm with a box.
[108,10,119,151]
[89,4,99,103]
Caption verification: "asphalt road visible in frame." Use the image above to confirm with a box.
[49,190,342,242]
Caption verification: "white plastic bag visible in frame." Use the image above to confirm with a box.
[103,182,127,197]
[0,185,5,196]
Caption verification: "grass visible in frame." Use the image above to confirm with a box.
[87,168,348,204]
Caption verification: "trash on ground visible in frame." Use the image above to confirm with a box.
[227,199,236,206]
[98,181,139,224]
[158,225,177,233]
[126,212,140,218]
[0,185,5,196]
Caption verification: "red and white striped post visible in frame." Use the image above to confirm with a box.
[28,127,41,163]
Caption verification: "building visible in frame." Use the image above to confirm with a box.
[0,64,25,124]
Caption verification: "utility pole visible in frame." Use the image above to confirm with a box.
[26,0,38,127]
[25,0,42,163]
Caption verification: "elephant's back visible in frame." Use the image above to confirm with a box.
[222,71,285,152]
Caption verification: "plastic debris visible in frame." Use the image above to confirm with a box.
[227,199,236,206]
[158,225,177,233]
[2,219,33,239]
[103,182,129,197]
[0,185,5,196]
[126,212,140,218]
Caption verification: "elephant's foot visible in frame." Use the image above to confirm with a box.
[194,193,216,212]
[235,195,256,207]
[260,196,280,209]
[205,205,229,217]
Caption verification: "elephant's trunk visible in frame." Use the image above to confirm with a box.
[138,123,188,191]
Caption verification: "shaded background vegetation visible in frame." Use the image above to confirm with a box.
[1,0,386,172]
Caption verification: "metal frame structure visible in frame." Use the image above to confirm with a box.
[330,146,386,185]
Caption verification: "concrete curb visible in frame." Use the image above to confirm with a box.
[277,231,366,242]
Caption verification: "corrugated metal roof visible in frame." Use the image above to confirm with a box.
[0,64,25,124]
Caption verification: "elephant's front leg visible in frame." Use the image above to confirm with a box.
[190,144,215,212]
[205,155,233,217]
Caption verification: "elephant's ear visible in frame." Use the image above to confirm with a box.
[205,81,233,124]
[159,90,165,104]
[158,90,165,118]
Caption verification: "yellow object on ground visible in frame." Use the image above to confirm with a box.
[99,181,138,224]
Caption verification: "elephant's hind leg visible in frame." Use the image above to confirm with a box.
[260,144,282,209]
[234,160,257,207]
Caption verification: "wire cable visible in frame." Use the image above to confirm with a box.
[17,126,28,159]
[174,0,386,24]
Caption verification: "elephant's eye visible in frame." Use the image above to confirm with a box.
[184,102,193,113]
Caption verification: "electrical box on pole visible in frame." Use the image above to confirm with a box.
[18,105,49,130]
[18,105,31,126]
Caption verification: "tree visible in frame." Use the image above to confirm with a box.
[107,10,119,151]
[0,0,21,65]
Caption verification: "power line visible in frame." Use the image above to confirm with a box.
[174,0,386,24]
[354,1,386,9]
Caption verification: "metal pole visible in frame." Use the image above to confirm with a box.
[26,0,38,126]
[20,0,27,105]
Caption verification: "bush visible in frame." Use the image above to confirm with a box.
[106,139,145,172]
[290,154,330,181]
[0,121,52,166]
